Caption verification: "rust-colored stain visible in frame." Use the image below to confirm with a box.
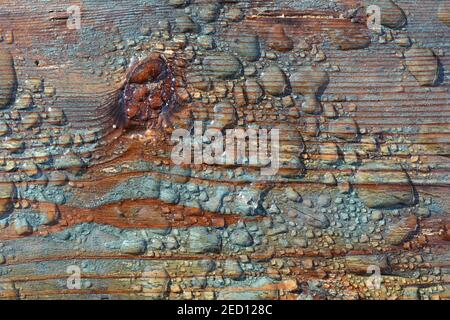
[0,0,448,301]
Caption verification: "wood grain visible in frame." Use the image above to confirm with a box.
[0,0,448,300]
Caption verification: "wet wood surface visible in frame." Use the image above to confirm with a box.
[0,0,448,300]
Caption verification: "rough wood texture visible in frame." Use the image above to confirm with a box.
[0,0,448,300]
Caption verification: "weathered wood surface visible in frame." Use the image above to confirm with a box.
[0,0,448,300]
